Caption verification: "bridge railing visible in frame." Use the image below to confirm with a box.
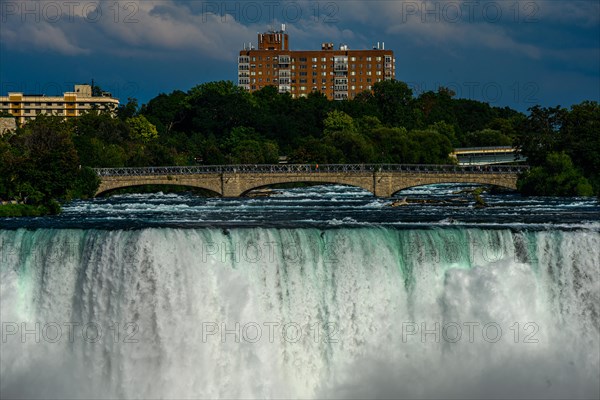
[94,164,529,177]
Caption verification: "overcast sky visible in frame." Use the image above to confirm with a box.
[1,0,598,111]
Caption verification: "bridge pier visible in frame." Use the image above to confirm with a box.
[373,172,394,197]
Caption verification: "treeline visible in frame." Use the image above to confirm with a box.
[0,79,598,209]
[516,102,599,197]
[137,80,521,165]
[0,116,100,215]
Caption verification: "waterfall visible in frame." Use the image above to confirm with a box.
[1,227,599,399]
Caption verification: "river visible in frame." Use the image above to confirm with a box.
[1,184,599,399]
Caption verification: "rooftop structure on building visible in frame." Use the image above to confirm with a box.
[0,84,120,125]
[238,25,395,100]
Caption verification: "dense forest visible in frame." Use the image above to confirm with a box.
[0,79,598,215]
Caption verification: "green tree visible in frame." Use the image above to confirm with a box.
[140,90,187,135]
[515,105,566,165]
[323,110,375,162]
[184,81,256,138]
[118,97,139,120]
[224,127,279,164]
[69,166,100,199]
[368,126,410,163]
[560,101,600,192]
[289,137,344,163]
[12,116,80,202]
[407,129,453,164]
[372,80,416,129]
[463,129,512,147]
[415,87,458,129]
[518,152,594,196]
[127,115,159,143]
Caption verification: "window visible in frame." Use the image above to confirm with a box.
[299,57,307,62]
[312,57,318,62]
[376,56,382,61]
[366,57,372,62]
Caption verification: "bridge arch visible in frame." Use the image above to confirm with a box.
[95,174,224,197]
[239,180,375,197]
[389,176,517,197]
[95,183,221,197]
[231,175,375,197]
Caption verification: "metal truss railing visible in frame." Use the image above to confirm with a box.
[94,164,529,177]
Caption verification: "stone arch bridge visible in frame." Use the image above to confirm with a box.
[94,164,527,198]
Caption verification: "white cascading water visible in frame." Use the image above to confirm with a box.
[1,227,599,399]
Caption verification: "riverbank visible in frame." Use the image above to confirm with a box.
[0,201,61,217]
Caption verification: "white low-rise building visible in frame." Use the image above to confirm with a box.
[0,84,119,125]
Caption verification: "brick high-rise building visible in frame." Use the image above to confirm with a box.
[238,26,395,100]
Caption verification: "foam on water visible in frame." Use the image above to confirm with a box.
[1,227,598,399]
